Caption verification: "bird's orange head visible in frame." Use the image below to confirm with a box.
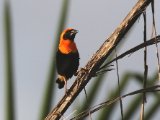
[59,28,78,54]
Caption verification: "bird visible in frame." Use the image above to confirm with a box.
[56,28,79,93]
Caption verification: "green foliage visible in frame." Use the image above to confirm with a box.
[4,1,15,120]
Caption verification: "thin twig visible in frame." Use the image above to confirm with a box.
[140,11,148,120]
[84,87,92,120]
[115,48,124,120]
[143,11,147,103]
[151,1,160,81]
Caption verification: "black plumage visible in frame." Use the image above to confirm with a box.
[56,49,79,89]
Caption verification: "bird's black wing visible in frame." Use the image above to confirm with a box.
[56,49,79,79]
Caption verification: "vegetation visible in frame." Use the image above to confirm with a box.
[3,0,160,120]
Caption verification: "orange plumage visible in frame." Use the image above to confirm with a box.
[56,28,79,90]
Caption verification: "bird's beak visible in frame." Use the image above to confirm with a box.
[72,29,78,34]
[75,30,78,33]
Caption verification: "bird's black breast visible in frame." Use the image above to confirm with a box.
[56,49,79,79]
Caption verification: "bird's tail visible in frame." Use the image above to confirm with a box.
[56,75,65,89]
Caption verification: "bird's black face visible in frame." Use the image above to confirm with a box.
[63,29,78,41]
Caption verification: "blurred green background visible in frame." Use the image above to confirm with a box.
[0,0,160,120]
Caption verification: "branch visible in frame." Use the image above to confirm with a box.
[45,0,154,119]
[99,35,160,70]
